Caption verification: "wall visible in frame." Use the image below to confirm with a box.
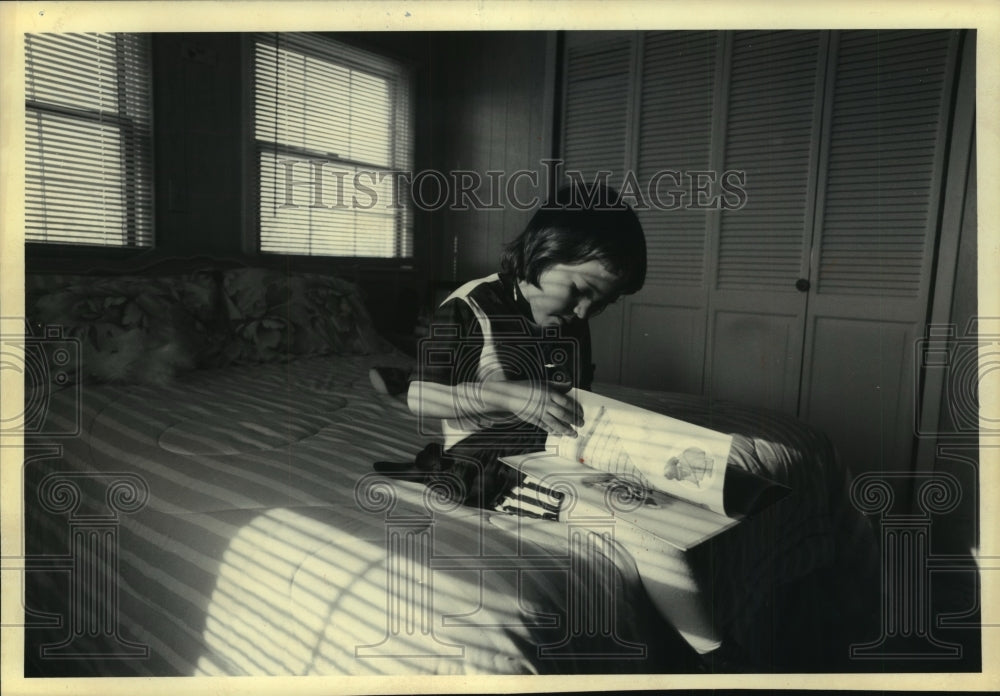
[153,34,244,256]
[424,32,555,283]
[933,142,979,557]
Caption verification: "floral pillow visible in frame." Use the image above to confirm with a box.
[220,268,393,364]
[27,272,223,385]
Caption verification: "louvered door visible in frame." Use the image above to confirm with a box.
[620,31,721,392]
[559,29,966,476]
[560,32,636,383]
[706,30,828,414]
[799,30,961,475]
[562,33,634,190]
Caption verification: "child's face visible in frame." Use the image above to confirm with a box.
[519,260,621,327]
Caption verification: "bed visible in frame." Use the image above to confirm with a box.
[19,266,879,676]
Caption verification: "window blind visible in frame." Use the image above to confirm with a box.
[25,33,154,247]
[254,33,413,258]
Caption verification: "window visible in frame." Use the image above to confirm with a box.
[253,33,413,258]
[25,33,154,247]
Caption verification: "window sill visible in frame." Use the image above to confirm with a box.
[25,244,418,277]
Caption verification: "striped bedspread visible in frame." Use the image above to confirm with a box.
[22,355,876,675]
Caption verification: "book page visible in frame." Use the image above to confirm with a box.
[549,389,733,515]
[501,450,740,551]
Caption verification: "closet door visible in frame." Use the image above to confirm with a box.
[557,30,965,477]
[560,32,637,382]
[562,31,723,389]
[620,31,721,393]
[800,30,962,475]
[706,30,828,415]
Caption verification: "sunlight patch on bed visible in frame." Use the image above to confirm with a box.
[194,505,664,675]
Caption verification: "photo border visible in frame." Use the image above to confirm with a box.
[2,1,997,693]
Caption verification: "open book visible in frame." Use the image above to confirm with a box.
[499,389,788,551]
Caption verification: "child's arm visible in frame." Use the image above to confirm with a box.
[407,379,581,437]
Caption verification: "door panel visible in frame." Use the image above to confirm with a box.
[816,30,955,299]
[561,32,636,384]
[801,315,919,476]
[800,30,960,473]
[706,30,826,413]
[588,301,625,384]
[714,30,826,292]
[616,32,720,391]
[622,300,706,393]
[710,308,802,414]
[561,31,634,185]
[635,31,719,289]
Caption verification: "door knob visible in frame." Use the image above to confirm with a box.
[795,278,811,292]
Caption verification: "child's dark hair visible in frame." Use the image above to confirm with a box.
[500,182,647,295]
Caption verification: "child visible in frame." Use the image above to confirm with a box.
[403,183,647,511]
[391,187,724,659]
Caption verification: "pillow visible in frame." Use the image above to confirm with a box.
[220,268,393,364]
[27,272,223,385]
[164,270,230,367]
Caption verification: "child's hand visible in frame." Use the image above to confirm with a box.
[484,380,583,437]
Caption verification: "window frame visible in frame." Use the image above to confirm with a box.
[248,32,415,261]
[24,32,155,252]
